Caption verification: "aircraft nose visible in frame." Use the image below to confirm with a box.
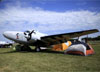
[3,31,11,38]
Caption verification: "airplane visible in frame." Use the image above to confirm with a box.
[0,41,12,48]
[3,29,99,51]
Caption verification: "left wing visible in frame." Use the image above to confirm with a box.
[37,29,99,47]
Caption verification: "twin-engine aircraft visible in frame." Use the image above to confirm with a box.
[3,29,99,51]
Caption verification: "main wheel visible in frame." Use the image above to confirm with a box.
[35,47,41,52]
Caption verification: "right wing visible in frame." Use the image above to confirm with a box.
[37,29,99,47]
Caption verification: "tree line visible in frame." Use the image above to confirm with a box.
[82,36,100,41]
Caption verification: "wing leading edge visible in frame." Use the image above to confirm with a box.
[38,29,99,47]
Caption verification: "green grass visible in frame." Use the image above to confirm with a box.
[0,42,100,72]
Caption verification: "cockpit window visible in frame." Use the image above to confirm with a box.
[24,30,36,35]
[25,30,30,33]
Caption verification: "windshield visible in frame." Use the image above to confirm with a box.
[24,30,36,35]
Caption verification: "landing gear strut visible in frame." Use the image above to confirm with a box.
[13,45,31,51]
[13,45,21,51]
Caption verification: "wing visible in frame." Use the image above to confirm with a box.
[37,29,99,47]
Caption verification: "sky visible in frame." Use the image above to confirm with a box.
[0,0,100,41]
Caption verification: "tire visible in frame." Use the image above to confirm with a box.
[35,47,41,52]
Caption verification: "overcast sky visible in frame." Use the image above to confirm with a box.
[0,0,100,41]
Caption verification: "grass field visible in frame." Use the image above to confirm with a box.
[0,42,100,72]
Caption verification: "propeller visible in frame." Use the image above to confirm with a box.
[24,30,36,41]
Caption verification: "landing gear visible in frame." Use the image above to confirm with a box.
[21,45,31,51]
[35,46,41,52]
[13,45,21,51]
[13,45,31,51]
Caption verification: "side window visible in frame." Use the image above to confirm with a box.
[86,45,91,50]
